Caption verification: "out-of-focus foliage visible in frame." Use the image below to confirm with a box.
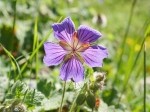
[0,0,150,112]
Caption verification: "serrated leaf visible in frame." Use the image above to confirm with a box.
[11,81,22,93]
[10,81,28,97]
[98,100,124,112]
[24,89,44,107]
[43,94,62,111]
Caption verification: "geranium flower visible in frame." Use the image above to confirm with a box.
[43,17,108,82]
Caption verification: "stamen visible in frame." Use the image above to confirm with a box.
[74,52,84,64]
[59,41,72,51]
[63,52,73,62]
[59,31,90,64]
[72,32,79,49]
[76,43,90,52]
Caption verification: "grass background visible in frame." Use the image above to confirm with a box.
[0,0,150,111]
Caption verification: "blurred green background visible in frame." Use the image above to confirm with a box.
[0,0,150,112]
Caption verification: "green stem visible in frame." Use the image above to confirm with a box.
[59,81,66,112]
[117,36,146,104]
[113,0,137,86]
[117,0,137,70]
[109,0,138,104]
[144,43,146,112]
[69,84,87,112]
[69,92,78,112]
[115,20,150,104]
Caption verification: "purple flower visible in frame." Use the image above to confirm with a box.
[43,17,108,82]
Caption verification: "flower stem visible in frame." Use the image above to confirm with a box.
[59,81,66,112]
[69,83,87,112]
[69,92,78,112]
[144,43,146,112]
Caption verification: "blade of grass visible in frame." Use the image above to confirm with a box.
[117,22,150,104]
[143,43,146,112]
[33,17,38,51]
[12,0,17,33]
[0,43,21,78]
[20,30,51,73]
[20,17,63,73]
[32,17,39,78]
[117,36,146,105]
[117,0,137,69]
[113,0,137,85]
[124,18,150,78]
[143,23,149,112]
[15,52,32,62]
[34,18,39,78]
[108,0,138,104]
[35,19,39,78]
[10,58,17,77]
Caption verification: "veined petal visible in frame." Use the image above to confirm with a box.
[77,25,102,43]
[52,17,75,42]
[82,46,108,67]
[43,42,66,66]
[91,45,108,56]
[60,57,84,82]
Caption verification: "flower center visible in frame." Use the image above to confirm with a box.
[59,31,90,63]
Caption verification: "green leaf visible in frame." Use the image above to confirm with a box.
[102,88,118,105]
[43,94,62,111]
[98,100,123,112]
[85,67,94,78]
[0,25,19,52]
[10,81,28,98]
[86,92,95,109]
[5,81,44,109]
[37,79,51,97]
[24,89,44,107]
[76,93,86,105]
[0,44,21,76]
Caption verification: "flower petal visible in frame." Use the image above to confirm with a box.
[82,46,108,67]
[91,45,108,56]
[52,17,75,42]
[43,42,66,66]
[60,57,84,82]
[77,25,102,43]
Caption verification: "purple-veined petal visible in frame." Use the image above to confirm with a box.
[82,46,108,67]
[77,25,102,43]
[60,57,84,82]
[43,42,66,66]
[91,45,108,56]
[52,17,75,42]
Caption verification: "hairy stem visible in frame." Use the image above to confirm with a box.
[59,81,66,112]
[69,92,78,112]
[69,83,87,112]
